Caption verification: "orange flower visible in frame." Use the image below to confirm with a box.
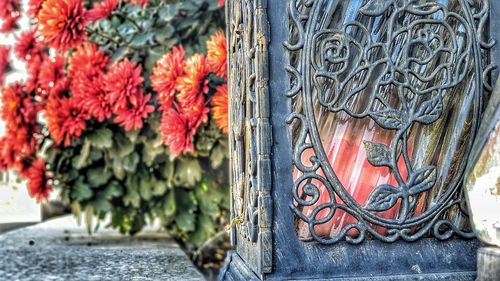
[179,94,208,133]
[160,108,195,157]
[28,0,44,18]
[211,84,229,134]
[37,0,88,51]
[151,46,185,109]
[206,31,227,78]
[176,54,210,109]
[129,0,148,7]
[26,159,52,202]
[68,42,109,78]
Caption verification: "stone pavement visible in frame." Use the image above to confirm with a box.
[0,216,204,281]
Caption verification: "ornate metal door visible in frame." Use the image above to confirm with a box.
[222,0,500,280]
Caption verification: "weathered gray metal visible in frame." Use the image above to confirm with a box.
[221,0,499,280]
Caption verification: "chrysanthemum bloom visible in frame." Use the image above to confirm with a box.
[15,30,42,62]
[217,0,224,7]
[0,0,20,32]
[211,84,229,134]
[68,42,109,78]
[0,11,20,32]
[37,0,88,51]
[206,31,227,78]
[103,59,144,111]
[26,159,52,202]
[46,96,89,146]
[0,136,17,170]
[1,83,28,133]
[0,134,35,172]
[114,93,155,131]
[27,0,44,18]
[24,54,43,93]
[0,45,10,85]
[160,108,195,157]
[151,46,185,109]
[38,55,67,97]
[87,0,118,22]
[179,94,208,133]
[176,54,210,109]
[71,71,111,122]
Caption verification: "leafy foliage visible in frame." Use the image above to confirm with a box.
[0,0,230,248]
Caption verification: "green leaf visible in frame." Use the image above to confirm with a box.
[102,181,123,199]
[112,158,126,180]
[139,177,153,200]
[72,139,91,169]
[123,184,141,208]
[123,152,140,172]
[210,142,226,169]
[174,158,202,187]
[92,198,112,213]
[163,191,176,218]
[71,178,93,201]
[112,135,135,158]
[129,32,154,47]
[175,211,196,232]
[88,128,113,149]
[87,168,112,187]
[158,5,179,21]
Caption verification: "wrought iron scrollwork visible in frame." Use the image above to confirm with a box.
[286,0,496,244]
[228,0,272,273]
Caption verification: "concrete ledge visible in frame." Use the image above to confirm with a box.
[0,216,204,281]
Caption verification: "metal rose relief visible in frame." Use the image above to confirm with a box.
[286,0,496,244]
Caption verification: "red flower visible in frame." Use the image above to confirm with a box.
[160,108,195,157]
[0,83,40,172]
[176,54,210,109]
[179,94,208,133]
[103,59,144,111]
[26,159,52,202]
[211,84,229,134]
[1,83,22,128]
[151,46,185,109]
[87,0,118,22]
[0,0,20,32]
[37,0,88,51]
[217,0,224,7]
[114,93,154,131]
[68,42,109,78]
[72,71,111,122]
[46,95,89,146]
[38,55,67,97]
[206,31,227,78]
[25,55,43,93]
[0,45,10,85]
[15,30,42,62]
[28,0,44,18]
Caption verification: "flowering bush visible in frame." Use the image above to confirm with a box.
[0,0,229,246]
